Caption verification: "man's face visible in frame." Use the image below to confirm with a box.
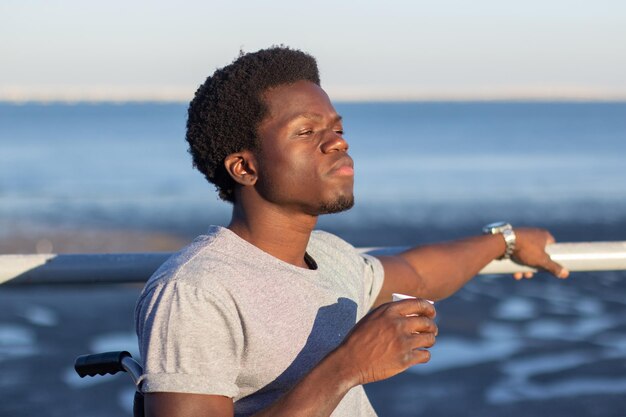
[253,80,354,215]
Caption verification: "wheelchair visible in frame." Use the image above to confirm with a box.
[74,351,145,417]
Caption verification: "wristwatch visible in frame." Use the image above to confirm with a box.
[483,222,516,259]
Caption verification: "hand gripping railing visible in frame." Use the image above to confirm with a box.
[480,241,626,274]
[1,242,626,285]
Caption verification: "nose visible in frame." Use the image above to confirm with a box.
[320,131,349,154]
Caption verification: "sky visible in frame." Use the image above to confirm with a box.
[1,0,626,102]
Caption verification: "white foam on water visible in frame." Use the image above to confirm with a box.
[515,284,578,305]
[522,289,606,317]
[0,324,38,362]
[501,351,595,377]
[487,341,626,404]
[492,297,538,321]
[408,334,522,374]
[0,324,35,345]
[488,376,626,404]
[595,333,626,357]
[90,332,140,358]
[574,298,604,315]
[524,315,619,342]
[19,305,59,327]
[480,321,521,340]
[461,280,507,299]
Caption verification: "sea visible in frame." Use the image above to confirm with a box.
[1,101,626,416]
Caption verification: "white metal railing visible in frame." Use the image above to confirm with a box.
[1,242,626,286]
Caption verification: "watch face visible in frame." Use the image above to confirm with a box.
[483,221,512,234]
[485,221,507,229]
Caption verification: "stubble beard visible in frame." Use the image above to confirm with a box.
[318,194,355,215]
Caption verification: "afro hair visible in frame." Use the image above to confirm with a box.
[185,46,320,202]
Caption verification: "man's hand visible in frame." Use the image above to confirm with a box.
[512,228,569,280]
[332,298,437,386]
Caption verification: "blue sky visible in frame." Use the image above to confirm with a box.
[2,0,625,101]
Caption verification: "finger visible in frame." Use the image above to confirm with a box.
[393,298,436,318]
[513,272,523,280]
[405,316,438,335]
[409,347,431,365]
[545,232,556,246]
[542,257,569,279]
[409,331,436,350]
[524,271,534,279]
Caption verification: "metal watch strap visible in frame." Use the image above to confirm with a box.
[500,227,516,259]
[483,222,516,260]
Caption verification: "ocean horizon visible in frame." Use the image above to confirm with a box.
[2,100,626,247]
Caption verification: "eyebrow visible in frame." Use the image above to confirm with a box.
[292,113,343,123]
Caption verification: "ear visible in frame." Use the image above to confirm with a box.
[224,151,258,186]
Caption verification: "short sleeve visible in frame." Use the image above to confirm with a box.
[360,253,385,310]
[135,280,243,397]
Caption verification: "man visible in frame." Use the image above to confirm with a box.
[135,46,568,417]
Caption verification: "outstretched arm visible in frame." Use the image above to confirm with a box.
[374,227,570,306]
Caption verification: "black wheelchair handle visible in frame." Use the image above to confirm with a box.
[74,350,132,377]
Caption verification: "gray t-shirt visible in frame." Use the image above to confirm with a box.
[135,226,385,417]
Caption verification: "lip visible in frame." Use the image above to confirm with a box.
[329,156,354,176]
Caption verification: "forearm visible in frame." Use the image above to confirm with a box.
[144,351,356,417]
[252,350,355,417]
[396,233,506,300]
[376,227,566,306]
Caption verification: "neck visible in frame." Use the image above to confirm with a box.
[228,200,318,269]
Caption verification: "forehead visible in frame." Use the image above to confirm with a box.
[260,80,339,126]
